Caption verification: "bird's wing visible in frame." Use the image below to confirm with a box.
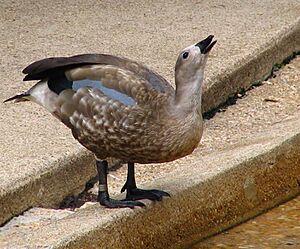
[23,54,175,106]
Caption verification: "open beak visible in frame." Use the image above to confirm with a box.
[195,35,217,54]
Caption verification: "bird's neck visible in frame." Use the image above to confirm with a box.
[174,70,204,117]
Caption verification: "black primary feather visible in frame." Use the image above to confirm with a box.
[3,93,30,103]
[22,54,116,81]
[22,53,174,94]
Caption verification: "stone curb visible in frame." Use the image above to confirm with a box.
[0,151,95,226]
[1,116,300,248]
[57,127,300,249]
[202,17,300,113]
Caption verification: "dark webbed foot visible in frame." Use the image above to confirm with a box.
[98,192,145,208]
[121,186,170,201]
[96,160,170,208]
[96,160,145,209]
[121,162,170,201]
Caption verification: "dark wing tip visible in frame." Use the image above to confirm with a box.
[22,57,59,75]
[21,54,104,81]
[23,74,41,81]
[3,93,30,103]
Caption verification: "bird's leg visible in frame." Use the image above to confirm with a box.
[96,159,144,208]
[121,162,170,201]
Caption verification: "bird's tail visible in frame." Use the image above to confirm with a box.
[3,92,31,103]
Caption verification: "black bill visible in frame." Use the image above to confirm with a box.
[196,35,217,54]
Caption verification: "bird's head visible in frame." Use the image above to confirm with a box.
[175,35,217,82]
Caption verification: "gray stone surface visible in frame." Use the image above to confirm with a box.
[0,0,299,237]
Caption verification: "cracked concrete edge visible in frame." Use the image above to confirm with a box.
[0,151,96,226]
[1,18,299,227]
[202,17,300,113]
[52,130,300,249]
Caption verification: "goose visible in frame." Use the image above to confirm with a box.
[5,35,217,208]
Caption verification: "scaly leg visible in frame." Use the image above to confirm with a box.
[96,160,144,208]
[121,162,170,201]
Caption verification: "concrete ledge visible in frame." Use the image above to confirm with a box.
[1,117,300,248]
[2,54,300,248]
[58,125,300,249]
[202,17,300,112]
[0,150,95,226]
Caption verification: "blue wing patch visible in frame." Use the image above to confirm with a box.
[73,79,136,106]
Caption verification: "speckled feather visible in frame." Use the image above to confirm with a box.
[54,64,202,163]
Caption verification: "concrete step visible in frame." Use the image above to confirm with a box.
[0,0,300,247]
[1,55,300,249]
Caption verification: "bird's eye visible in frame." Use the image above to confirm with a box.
[182,52,189,59]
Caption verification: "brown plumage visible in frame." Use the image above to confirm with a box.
[56,64,201,163]
[5,35,217,208]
